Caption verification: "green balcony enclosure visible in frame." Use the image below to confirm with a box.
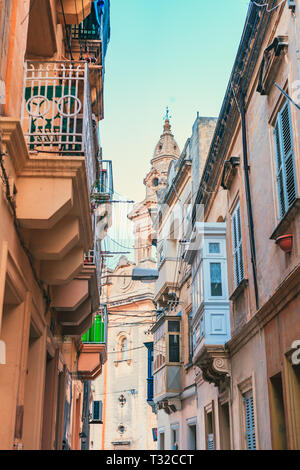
[82,310,107,344]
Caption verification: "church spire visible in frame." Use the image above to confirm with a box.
[152,108,180,164]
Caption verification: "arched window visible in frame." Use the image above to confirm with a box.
[121,337,129,361]
[153,177,159,187]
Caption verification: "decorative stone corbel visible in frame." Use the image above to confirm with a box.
[194,344,231,388]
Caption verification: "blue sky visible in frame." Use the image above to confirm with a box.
[100,0,250,202]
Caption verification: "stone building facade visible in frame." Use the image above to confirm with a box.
[153,1,300,451]
[90,117,180,450]
[0,0,112,450]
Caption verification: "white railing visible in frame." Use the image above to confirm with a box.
[22,60,96,192]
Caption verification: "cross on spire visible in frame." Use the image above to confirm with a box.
[164,106,171,122]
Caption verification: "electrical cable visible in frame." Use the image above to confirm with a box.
[60,0,74,60]
[20,0,38,25]
[250,0,286,13]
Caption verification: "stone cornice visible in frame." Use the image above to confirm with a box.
[107,293,155,309]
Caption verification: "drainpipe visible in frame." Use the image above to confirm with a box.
[239,92,260,311]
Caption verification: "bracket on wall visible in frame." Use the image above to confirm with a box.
[257,35,288,96]
[193,344,231,388]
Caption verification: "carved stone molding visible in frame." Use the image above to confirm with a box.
[257,35,288,96]
[193,344,231,388]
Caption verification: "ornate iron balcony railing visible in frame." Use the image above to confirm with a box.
[22,60,97,192]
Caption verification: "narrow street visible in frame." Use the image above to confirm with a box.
[0,0,300,455]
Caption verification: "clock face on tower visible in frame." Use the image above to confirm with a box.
[117,269,132,292]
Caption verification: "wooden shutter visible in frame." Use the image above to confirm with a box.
[92,400,103,422]
[274,101,297,218]
[231,202,244,288]
[208,433,214,450]
[244,391,256,450]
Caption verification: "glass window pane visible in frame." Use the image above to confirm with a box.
[210,263,223,296]
[169,334,180,362]
[93,401,100,420]
[209,243,220,254]
[168,321,180,332]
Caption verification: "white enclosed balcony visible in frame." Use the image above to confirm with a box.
[154,239,179,304]
[152,315,182,403]
[185,223,231,386]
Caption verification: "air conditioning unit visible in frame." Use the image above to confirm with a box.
[90,400,103,424]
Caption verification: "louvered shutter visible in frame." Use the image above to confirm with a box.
[274,102,297,218]
[208,433,214,450]
[244,391,256,450]
[231,203,244,287]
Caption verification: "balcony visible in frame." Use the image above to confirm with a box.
[152,315,182,404]
[144,342,155,408]
[64,2,105,120]
[51,245,100,335]
[92,160,113,202]
[22,60,97,193]
[154,258,179,306]
[185,222,231,387]
[84,242,101,282]
[147,378,154,404]
[81,310,107,344]
[78,306,108,381]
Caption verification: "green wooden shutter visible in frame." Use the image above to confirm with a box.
[274,102,297,218]
[244,391,256,450]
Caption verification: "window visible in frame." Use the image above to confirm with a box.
[205,407,215,450]
[158,244,165,264]
[269,373,287,450]
[210,262,223,296]
[188,314,193,363]
[243,390,256,450]
[192,260,203,315]
[168,321,180,363]
[120,337,129,361]
[219,401,231,450]
[187,420,197,450]
[171,424,179,450]
[209,242,220,254]
[153,177,159,187]
[273,101,297,219]
[91,400,102,422]
[158,431,165,450]
[231,202,244,288]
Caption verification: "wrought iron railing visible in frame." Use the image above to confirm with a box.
[22,60,97,192]
[82,305,107,344]
[69,2,102,41]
